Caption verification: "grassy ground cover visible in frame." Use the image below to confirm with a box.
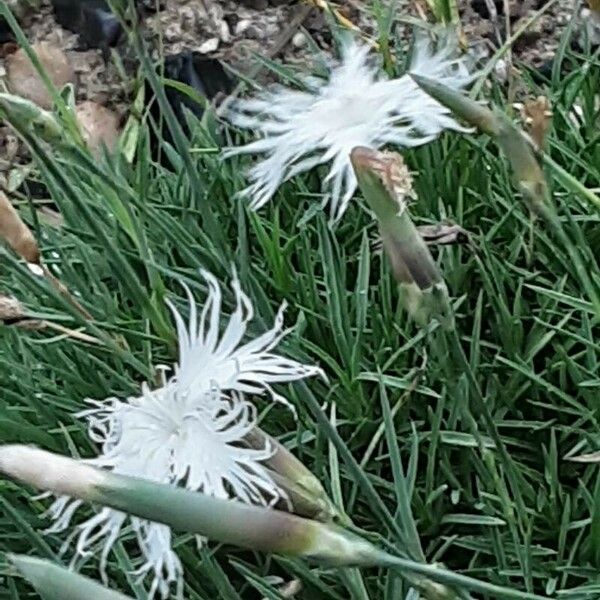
[0,2,599,598]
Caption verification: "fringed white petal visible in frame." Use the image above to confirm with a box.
[225,32,472,221]
[171,270,324,402]
[132,519,183,599]
[409,31,474,88]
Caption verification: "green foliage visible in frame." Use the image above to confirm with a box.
[7,554,133,600]
[423,0,460,25]
[0,3,599,600]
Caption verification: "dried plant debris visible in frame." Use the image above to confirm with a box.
[0,0,40,42]
[0,293,41,331]
[75,100,121,155]
[5,42,75,109]
[0,0,588,185]
[516,95,552,150]
[0,190,40,264]
[13,1,127,108]
[0,190,92,319]
[143,0,368,68]
[145,0,296,60]
[0,2,128,177]
[470,0,545,21]
[0,293,25,322]
[0,292,99,343]
[417,222,472,246]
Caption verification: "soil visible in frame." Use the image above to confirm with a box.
[1,1,585,103]
[0,0,592,192]
[458,0,578,68]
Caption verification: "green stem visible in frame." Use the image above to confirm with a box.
[120,0,229,265]
[297,382,407,548]
[378,552,551,600]
[543,154,600,213]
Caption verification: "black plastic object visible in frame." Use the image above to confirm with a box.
[165,53,234,118]
[0,20,13,43]
[50,0,124,53]
[150,52,234,141]
[146,53,235,165]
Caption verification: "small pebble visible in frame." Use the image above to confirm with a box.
[219,20,231,43]
[494,58,508,83]
[4,133,19,163]
[164,23,181,42]
[245,24,263,40]
[264,20,280,37]
[179,6,197,31]
[235,19,251,35]
[292,31,307,48]
[198,37,219,54]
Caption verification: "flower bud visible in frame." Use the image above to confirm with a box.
[9,554,133,600]
[351,147,453,329]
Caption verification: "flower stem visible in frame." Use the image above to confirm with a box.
[377,552,551,600]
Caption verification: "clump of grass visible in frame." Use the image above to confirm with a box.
[0,2,598,600]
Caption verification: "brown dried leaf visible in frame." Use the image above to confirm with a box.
[0,197,91,321]
[2,312,102,343]
[411,0,429,21]
[0,42,19,59]
[75,101,121,156]
[0,294,25,321]
[417,223,471,246]
[0,191,40,263]
[5,42,75,110]
[14,318,45,331]
[519,96,552,150]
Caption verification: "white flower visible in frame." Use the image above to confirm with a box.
[170,270,321,407]
[224,34,472,221]
[45,270,322,599]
